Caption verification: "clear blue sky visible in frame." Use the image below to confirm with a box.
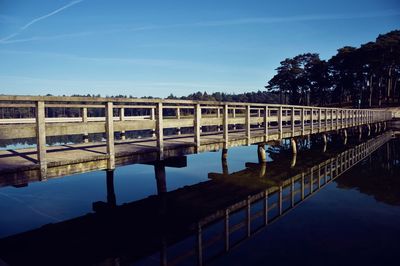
[0,0,399,97]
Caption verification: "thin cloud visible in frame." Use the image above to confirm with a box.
[1,9,399,44]
[0,0,83,43]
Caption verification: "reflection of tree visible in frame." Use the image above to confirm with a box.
[336,139,400,206]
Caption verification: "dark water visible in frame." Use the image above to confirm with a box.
[0,133,399,265]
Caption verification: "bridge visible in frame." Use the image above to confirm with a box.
[0,95,393,180]
[0,131,394,266]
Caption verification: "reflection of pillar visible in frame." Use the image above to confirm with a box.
[106,170,116,206]
[222,157,229,175]
[258,144,267,163]
[221,148,228,160]
[291,138,297,154]
[154,163,167,194]
[259,162,266,178]
[290,153,297,168]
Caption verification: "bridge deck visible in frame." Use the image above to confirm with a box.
[0,95,392,180]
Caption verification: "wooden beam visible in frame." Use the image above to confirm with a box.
[291,107,295,137]
[194,104,201,148]
[223,104,229,149]
[278,106,283,139]
[105,102,115,170]
[301,108,305,135]
[264,106,268,142]
[245,105,251,145]
[36,101,47,178]
[156,102,164,160]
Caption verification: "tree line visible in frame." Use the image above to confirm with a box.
[266,30,400,107]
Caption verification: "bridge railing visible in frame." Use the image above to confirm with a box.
[0,95,393,175]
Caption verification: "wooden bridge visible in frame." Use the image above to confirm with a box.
[0,131,393,266]
[0,95,393,179]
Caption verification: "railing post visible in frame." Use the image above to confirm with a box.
[177,107,181,135]
[105,102,115,170]
[82,107,89,143]
[318,108,322,133]
[156,102,164,160]
[245,105,251,145]
[194,104,201,148]
[336,108,339,130]
[151,107,156,137]
[325,109,328,131]
[301,108,305,135]
[310,108,314,134]
[330,109,334,130]
[36,101,47,178]
[217,107,221,132]
[264,106,269,142]
[120,107,125,140]
[291,107,295,137]
[278,106,283,139]
[223,104,229,149]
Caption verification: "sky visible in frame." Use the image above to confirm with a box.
[0,0,399,98]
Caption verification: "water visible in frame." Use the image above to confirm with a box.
[0,134,399,266]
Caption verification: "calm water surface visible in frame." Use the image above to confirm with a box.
[0,135,399,265]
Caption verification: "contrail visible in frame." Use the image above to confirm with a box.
[0,0,83,43]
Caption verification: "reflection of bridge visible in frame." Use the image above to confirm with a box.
[0,132,393,266]
[0,95,393,179]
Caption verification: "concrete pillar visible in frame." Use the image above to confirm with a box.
[36,101,47,178]
[322,134,327,153]
[257,144,267,163]
[358,126,362,140]
[105,102,115,170]
[82,107,89,143]
[291,138,297,154]
[154,163,167,194]
[367,124,371,136]
[156,102,164,160]
[194,104,201,148]
[106,170,116,206]
[120,107,125,140]
[343,129,348,145]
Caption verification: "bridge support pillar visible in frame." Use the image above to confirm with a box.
[358,126,362,140]
[222,148,228,160]
[343,129,348,145]
[367,124,371,136]
[154,163,167,194]
[106,170,116,206]
[291,138,297,154]
[322,134,327,153]
[257,144,267,163]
